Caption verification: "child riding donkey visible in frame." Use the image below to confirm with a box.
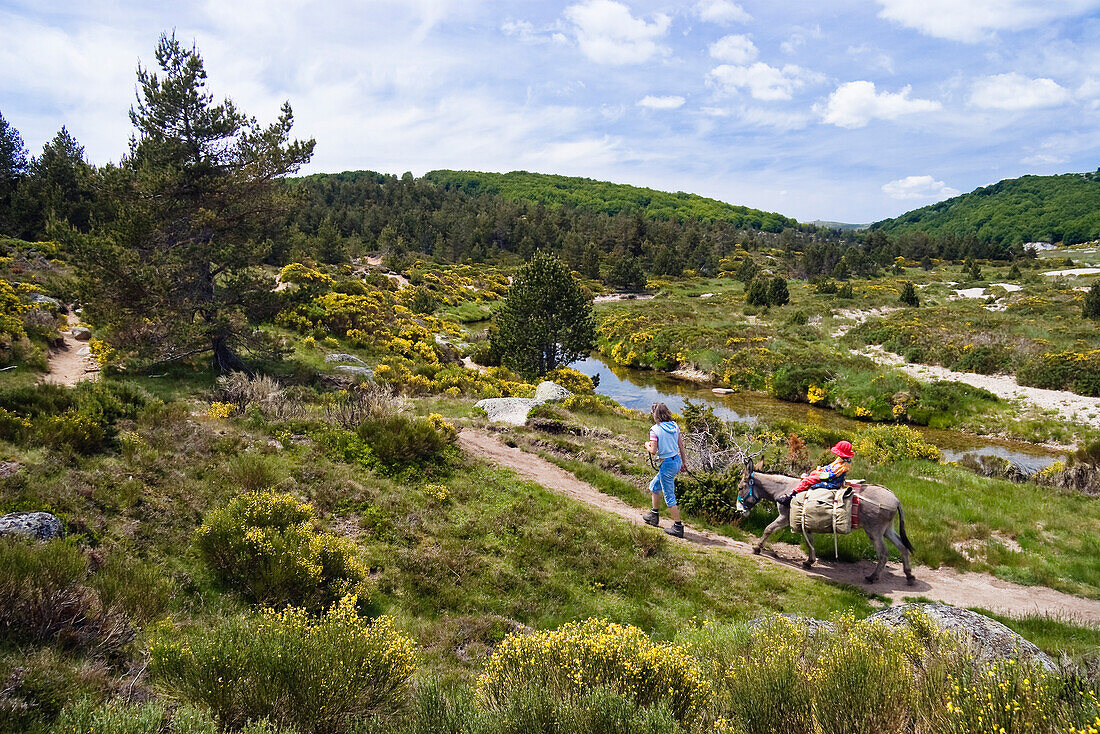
[777,440,854,505]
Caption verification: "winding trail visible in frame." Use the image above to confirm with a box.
[459,429,1100,623]
[42,314,96,387]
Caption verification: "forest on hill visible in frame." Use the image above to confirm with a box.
[874,172,1100,246]
[422,169,798,231]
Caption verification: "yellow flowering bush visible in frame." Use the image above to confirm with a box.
[807,384,827,404]
[543,366,595,394]
[853,424,941,464]
[87,337,116,366]
[476,618,710,725]
[150,597,417,734]
[207,401,235,419]
[195,491,370,611]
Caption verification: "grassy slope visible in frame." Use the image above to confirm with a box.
[873,172,1100,245]
[423,170,798,231]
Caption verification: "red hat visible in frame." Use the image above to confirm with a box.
[831,440,854,459]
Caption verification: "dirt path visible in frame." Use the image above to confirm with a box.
[41,314,97,387]
[459,429,1100,623]
[361,256,409,289]
[863,346,1100,429]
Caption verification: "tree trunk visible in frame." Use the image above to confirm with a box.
[212,335,253,376]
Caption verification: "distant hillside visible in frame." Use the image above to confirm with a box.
[811,220,869,231]
[424,170,798,232]
[873,171,1100,245]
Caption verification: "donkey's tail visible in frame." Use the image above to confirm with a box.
[897,505,915,552]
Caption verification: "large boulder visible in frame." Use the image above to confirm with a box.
[475,397,539,426]
[0,511,65,541]
[71,326,92,341]
[334,365,373,379]
[324,353,366,366]
[868,603,1055,671]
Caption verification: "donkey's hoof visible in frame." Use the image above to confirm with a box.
[802,560,814,569]
[905,574,916,586]
[752,546,762,555]
[865,575,879,584]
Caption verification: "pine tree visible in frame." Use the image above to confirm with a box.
[1084,282,1100,321]
[746,277,770,306]
[580,242,601,280]
[0,111,28,234]
[899,281,919,307]
[735,257,758,283]
[606,257,646,291]
[768,276,790,306]
[490,250,596,379]
[75,33,315,373]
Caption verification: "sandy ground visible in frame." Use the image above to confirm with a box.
[360,256,410,289]
[863,346,1100,429]
[459,429,1100,622]
[42,314,97,387]
[593,293,655,303]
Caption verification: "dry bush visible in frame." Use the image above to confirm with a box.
[215,372,300,419]
[324,383,407,430]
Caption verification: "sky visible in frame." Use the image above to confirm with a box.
[2,0,1100,223]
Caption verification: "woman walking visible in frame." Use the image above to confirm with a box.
[641,402,688,538]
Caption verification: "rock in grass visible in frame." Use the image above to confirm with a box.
[534,381,569,402]
[0,511,64,541]
[324,353,366,366]
[868,603,1055,672]
[71,326,92,341]
[475,397,539,426]
[334,365,373,379]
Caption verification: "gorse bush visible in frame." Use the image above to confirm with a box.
[853,424,941,464]
[0,380,151,453]
[151,598,417,734]
[542,366,595,394]
[476,618,710,725]
[677,473,741,524]
[195,491,371,611]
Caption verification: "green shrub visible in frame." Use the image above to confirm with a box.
[768,366,833,403]
[905,380,998,427]
[151,599,418,734]
[0,539,133,658]
[357,414,454,474]
[226,452,285,492]
[54,698,168,734]
[677,474,740,524]
[35,410,109,453]
[476,618,710,725]
[852,425,940,464]
[195,491,371,611]
[87,554,174,626]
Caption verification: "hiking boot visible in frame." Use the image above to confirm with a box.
[664,521,684,538]
[642,509,660,527]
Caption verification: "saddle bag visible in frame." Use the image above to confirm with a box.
[790,487,856,535]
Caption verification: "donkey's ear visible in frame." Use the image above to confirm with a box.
[754,460,763,471]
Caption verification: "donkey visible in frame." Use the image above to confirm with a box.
[736,459,915,585]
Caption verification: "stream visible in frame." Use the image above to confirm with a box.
[569,354,1064,473]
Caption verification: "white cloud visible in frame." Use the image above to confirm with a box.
[737,107,813,130]
[882,175,960,200]
[818,81,941,128]
[638,95,685,110]
[846,44,895,74]
[708,62,819,101]
[563,0,670,65]
[694,0,751,24]
[1021,152,1069,165]
[969,73,1070,110]
[876,0,1100,42]
[780,25,822,55]
[709,34,756,63]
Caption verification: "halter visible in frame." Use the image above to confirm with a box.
[736,462,758,515]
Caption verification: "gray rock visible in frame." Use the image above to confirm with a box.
[475,397,539,425]
[324,353,366,366]
[71,326,92,341]
[0,461,21,479]
[868,603,1055,671]
[0,511,65,541]
[747,614,836,636]
[534,381,570,402]
[26,293,62,309]
[334,365,373,379]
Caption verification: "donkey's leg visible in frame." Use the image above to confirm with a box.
[885,527,915,585]
[866,528,889,583]
[754,516,789,554]
[802,531,817,568]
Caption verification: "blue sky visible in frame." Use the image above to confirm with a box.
[2,0,1100,223]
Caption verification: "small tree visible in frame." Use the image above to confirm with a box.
[746,277,770,307]
[899,281,919,307]
[768,276,790,306]
[0,110,28,234]
[606,257,647,291]
[491,251,596,379]
[1084,282,1100,321]
[735,257,758,283]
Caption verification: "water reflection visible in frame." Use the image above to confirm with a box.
[569,355,1062,473]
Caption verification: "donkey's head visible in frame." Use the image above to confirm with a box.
[735,456,760,516]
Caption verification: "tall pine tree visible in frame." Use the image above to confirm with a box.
[76,33,314,372]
